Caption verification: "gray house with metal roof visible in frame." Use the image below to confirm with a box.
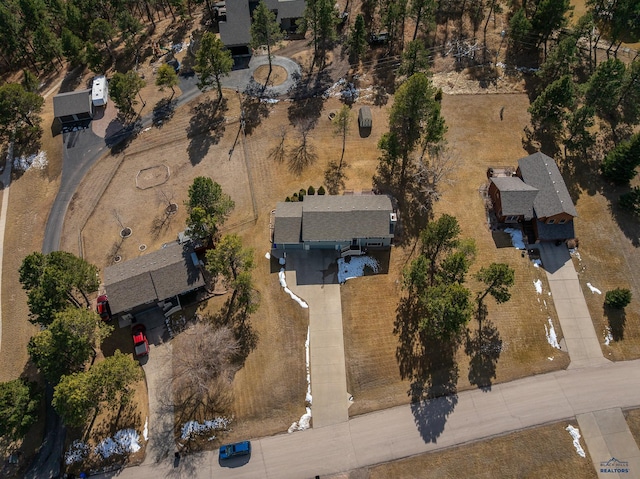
[52,89,94,126]
[104,241,205,315]
[219,0,305,50]
[273,195,396,251]
[488,152,577,242]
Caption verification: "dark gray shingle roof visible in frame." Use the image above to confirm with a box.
[273,202,303,244]
[273,195,394,244]
[491,177,538,218]
[104,242,204,314]
[219,0,251,46]
[220,0,305,47]
[302,195,393,242]
[53,89,92,118]
[518,152,578,218]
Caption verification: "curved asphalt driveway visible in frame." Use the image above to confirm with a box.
[41,55,297,254]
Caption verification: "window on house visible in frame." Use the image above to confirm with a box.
[506,215,519,222]
[547,219,555,224]
[558,219,566,224]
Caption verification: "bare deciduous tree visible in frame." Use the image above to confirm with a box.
[169,323,239,425]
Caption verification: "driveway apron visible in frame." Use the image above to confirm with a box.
[539,243,609,369]
[577,408,640,479]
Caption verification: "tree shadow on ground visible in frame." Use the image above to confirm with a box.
[371,54,399,96]
[603,187,640,248]
[209,299,258,367]
[465,304,502,391]
[186,98,227,166]
[604,305,626,341]
[104,118,142,154]
[241,96,270,136]
[395,296,459,443]
[286,69,333,126]
[153,98,178,127]
[373,161,433,248]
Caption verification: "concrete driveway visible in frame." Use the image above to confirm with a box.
[283,250,352,428]
[538,243,610,369]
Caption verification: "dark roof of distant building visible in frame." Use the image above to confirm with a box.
[53,89,92,117]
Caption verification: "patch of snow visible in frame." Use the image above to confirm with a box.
[337,256,379,284]
[260,98,279,104]
[532,259,542,268]
[305,326,312,405]
[143,127,151,132]
[545,318,561,349]
[548,356,554,361]
[13,151,47,171]
[94,429,142,458]
[180,417,232,440]
[495,62,539,73]
[586,282,602,294]
[114,429,141,454]
[569,249,581,261]
[604,327,613,346]
[94,437,119,459]
[143,417,148,441]
[503,228,525,249]
[264,252,271,259]
[565,425,586,458]
[65,440,89,465]
[288,407,312,433]
[534,279,543,294]
[278,268,308,308]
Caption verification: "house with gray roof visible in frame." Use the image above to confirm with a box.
[53,89,94,126]
[104,241,205,316]
[488,152,577,242]
[219,0,305,50]
[273,194,396,252]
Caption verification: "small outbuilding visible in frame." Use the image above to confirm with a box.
[91,75,108,107]
[358,106,372,128]
[53,89,94,126]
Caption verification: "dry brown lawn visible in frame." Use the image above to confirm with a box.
[625,408,640,451]
[571,180,640,361]
[344,93,569,417]
[326,421,597,479]
[0,90,63,384]
[253,65,289,87]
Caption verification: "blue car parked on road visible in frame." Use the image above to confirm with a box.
[219,441,251,460]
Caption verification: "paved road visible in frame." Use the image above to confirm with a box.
[92,358,640,479]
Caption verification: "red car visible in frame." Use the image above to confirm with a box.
[96,294,112,321]
[132,324,149,357]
